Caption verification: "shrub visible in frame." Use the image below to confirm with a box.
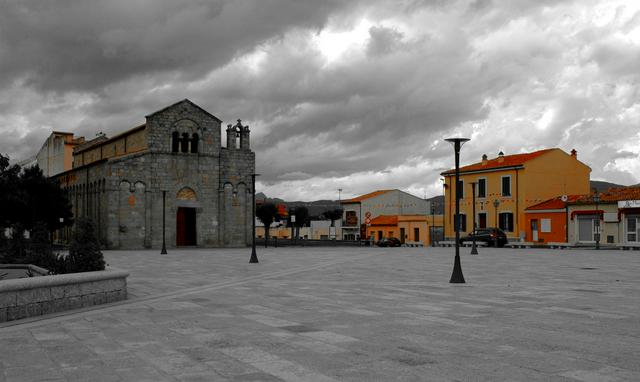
[66,218,105,273]
[25,222,67,274]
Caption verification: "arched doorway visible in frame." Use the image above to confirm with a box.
[176,187,198,246]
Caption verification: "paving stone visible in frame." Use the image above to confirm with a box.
[0,247,638,381]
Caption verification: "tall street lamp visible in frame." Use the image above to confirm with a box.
[593,190,600,250]
[493,199,500,228]
[161,190,167,255]
[250,174,260,263]
[470,182,478,255]
[445,137,469,284]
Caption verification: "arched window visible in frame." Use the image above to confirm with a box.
[190,133,199,153]
[181,133,189,153]
[171,132,179,152]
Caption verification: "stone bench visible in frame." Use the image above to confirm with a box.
[402,242,424,247]
[0,268,129,322]
[547,242,572,249]
[620,244,640,251]
[461,241,488,247]
[439,241,456,247]
[506,242,534,249]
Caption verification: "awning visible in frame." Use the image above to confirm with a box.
[570,210,604,220]
[618,208,640,220]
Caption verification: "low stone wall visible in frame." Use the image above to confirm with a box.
[0,268,129,322]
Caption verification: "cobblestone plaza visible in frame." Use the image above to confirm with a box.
[1,247,638,381]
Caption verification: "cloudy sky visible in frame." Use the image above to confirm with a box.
[1,0,639,201]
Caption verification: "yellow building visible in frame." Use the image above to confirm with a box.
[441,148,590,240]
[35,132,84,176]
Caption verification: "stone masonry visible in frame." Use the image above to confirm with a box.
[55,99,255,249]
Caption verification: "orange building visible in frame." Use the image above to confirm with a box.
[368,214,444,245]
[441,148,591,240]
[524,195,582,243]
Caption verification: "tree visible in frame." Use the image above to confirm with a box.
[322,208,344,227]
[0,154,72,233]
[293,206,309,240]
[0,154,24,229]
[322,208,343,240]
[256,202,278,247]
[20,165,73,232]
[66,218,105,273]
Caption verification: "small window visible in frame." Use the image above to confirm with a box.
[499,212,514,232]
[171,132,179,152]
[478,178,486,198]
[457,180,464,199]
[190,133,199,154]
[541,219,551,233]
[454,214,467,232]
[180,133,189,153]
[501,176,511,197]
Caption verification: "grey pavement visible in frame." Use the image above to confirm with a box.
[1,246,639,381]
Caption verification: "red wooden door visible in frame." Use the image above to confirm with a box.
[176,208,186,246]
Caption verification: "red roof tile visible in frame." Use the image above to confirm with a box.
[526,195,582,210]
[574,187,640,204]
[442,149,555,175]
[369,215,398,226]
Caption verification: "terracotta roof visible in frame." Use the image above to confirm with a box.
[341,189,394,204]
[369,215,398,226]
[526,195,582,211]
[441,148,555,175]
[573,187,640,204]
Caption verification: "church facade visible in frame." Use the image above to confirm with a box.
[54,99,255,249]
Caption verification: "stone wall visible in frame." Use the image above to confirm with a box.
[0,269,129,322]
[53,99,255,249]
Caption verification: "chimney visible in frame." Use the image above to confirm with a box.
[482,154,488,166]
[571,149,577,158]
[497,151,504,163]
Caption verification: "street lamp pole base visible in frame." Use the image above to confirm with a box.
[449,255,466,283]
[160,244,167,255]
[249,248,259,263]
[470,242,478,255]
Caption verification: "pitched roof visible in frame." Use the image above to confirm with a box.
[574,187,640,204]
[526,187,640,210]
[441,148,555,175]
[526,195,582,210]
[369,215,398,226]
[341,189,394,204]
[146,99,222,122]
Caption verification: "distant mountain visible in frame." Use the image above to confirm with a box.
[255,193,340,218]
[590,180,626,193]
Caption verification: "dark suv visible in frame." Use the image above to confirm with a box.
[459,228,508,247]
[376,237,402,247]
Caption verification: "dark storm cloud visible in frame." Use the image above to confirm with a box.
[1,0,639,200]
[0,0,353,91]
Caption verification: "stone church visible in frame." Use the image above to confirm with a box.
[54,99,255,249]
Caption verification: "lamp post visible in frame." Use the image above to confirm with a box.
[493,199,500,227]
[445,137,469,284]
[593,191,600,250]
[431,205,436,247]
[470,182,478,255]
[250,174,260,263]
[161,190,167,255]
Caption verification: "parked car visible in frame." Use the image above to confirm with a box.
[376,237,401,247]
[459,228,508,247]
